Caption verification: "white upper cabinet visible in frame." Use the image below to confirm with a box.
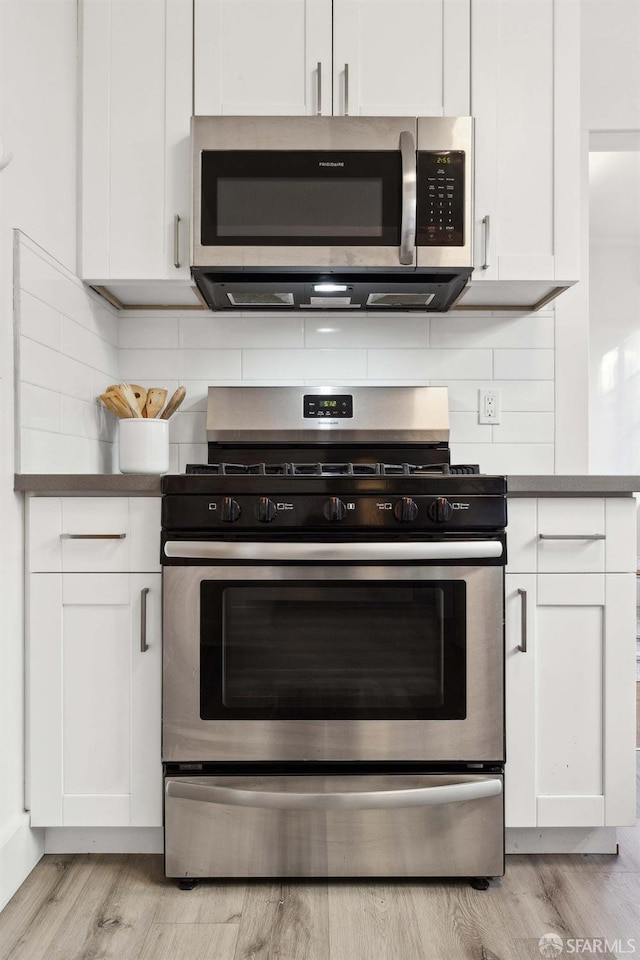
[80,0,197,304]
[194,0,332,116]
[194,0,470,118]
[459,0,580,310]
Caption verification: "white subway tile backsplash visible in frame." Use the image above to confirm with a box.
[118,315,179,349]
[368,349,493,380]
[242,349,367,380]
[179,315,303,349]
[304,316,429,349]
[90,300,119,347]
[432,380,554,412]
[19,292,61,350]
[60,316,118,375]
[449,413,492,444]
[20,383,61,433]
[492,412,555,444]
[450,443,555,475]
[20,247,92,329]
[179,349,243,381]
[119,349,182,381]
[430,313,554,349]
[494,349,554,380]
[61,396,104,442]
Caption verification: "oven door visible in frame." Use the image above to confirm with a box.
[162,546,504,763]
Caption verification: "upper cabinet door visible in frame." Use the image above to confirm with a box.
[332,0,470,117]
[194,0,332,116]
[81,0,192,282]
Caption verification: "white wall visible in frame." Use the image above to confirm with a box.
[581,0,640,131]
[119,308,557,474]
[0,0,78,909]
[17,235,120,474]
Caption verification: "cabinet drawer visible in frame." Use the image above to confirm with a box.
[28,497,161,573]
[537,499,605,573]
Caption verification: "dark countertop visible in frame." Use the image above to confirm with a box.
[15,473,640,497]
[14,474,163,496]
[505,475,640,496]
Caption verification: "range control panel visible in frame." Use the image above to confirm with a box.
[303,394,354,418]
[417,151,465,247]
[162,494,507,532]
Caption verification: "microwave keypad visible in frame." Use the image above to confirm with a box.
[417,151,465,247]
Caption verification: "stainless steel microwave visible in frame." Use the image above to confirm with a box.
[191,116,474,312]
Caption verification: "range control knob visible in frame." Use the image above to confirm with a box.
[394,497,418,522]
[323,497,347,522]
[256,497,277,523]
[428,497,453,523]
[221,497,241,523]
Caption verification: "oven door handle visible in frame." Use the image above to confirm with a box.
[163,540,503,562]
[165,777,502,811]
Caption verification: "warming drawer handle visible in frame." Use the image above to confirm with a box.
[165,778,502,811]
[538,534,605,541]
[399,130,417,265]
[163,540,503,562]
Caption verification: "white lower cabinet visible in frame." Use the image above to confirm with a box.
[28,571,162,828]
[27,495,163,829]
[505,496,637,831]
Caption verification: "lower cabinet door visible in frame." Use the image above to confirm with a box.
[164,772,504,879]
[29,573,162,827]
[505,572,636,829]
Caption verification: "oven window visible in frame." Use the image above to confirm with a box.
[200,581,465,720]
[200,150,401,246]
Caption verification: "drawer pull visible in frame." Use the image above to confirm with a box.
[517,588,527,653]
[60,533,127,540]
[538,534,605,541]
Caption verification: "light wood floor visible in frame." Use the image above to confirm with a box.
[2,767,639,960]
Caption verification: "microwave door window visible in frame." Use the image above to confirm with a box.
[200,150,402,246]
[200,581,466,720]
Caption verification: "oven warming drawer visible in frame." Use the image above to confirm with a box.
[164,772,504,879]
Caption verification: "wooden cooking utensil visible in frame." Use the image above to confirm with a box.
[100,392,132,418]
[128,383,148,416]
[119,381,144,418]
[144,387,167,419]
[160,385,186,420]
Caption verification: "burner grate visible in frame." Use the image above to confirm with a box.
[186,461,480,477]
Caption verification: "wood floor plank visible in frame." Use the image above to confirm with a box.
[409,881,514,960]
[0,856,76,960]
[328,884,425,960]
[153,880,245,924]
[37,854,165,960]
[138,923,239,960]
[0,855,98,960]
[234,883,329,960]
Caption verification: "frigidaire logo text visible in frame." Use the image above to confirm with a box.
[319,161,345,167]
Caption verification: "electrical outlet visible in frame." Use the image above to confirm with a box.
[478,388,501,424]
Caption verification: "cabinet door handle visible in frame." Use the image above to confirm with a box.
[173,214,181,269]
[517,588,527,653]
[140,587,150,653]
[344,63,349,116]
[316,61,322,116]
[482,214,490,270]
[60,533,127,540]
[538,534,605,541]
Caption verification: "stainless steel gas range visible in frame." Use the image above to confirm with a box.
[160,386,506,886]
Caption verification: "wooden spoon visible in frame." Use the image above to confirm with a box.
[100,392,132,418]
[144,387,167,419]
[119,381,144,418]
[160,386,186,419]
[128,384,148,417]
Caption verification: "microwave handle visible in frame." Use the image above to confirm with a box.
[399,130,417,265]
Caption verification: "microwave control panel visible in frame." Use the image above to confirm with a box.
[416,151,465,247]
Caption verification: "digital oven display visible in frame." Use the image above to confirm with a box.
[303,394,354,418]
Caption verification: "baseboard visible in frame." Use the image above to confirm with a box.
[44,827,163,854]
[506,826,618,854]
[0,814,44,911]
